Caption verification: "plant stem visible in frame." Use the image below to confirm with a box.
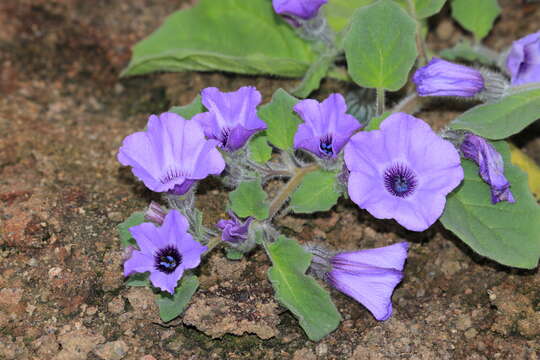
[268,164,319,218]
[203,236,222,256]
[376,88,385,116]
[406,0,428,66]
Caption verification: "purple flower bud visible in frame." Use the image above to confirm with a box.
[193,87,267,152]
[294,93,361,159]
[272,0,328,20]
[413,58,485,97]
[506,31,540,86]
[145,201,167,225]
[124,210,207,294]
[308,242,409,321]
[117,112,225,195]
[461,134,515,204]
[216,212,254,244]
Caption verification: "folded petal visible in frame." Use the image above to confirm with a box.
[332,243,408,272]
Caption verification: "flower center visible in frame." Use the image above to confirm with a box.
[383,163,417,198]
[319,135,333,156]
[219,127,231,149]
[154,245,182,274]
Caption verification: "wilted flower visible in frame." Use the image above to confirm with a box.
[413,58,485,97]
[506,31,540,86]
[461,134,515,204]
[123,210,207,294]
[118,112,225,195]
[294,93,361,158]
[272,0,328,20]
[145,201,167,225]
[193,87,267,152]
[216,211,254,244]
[308,242,408,321]
[344,113,463,231]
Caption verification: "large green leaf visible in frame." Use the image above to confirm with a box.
[266,236,341,341]
[156,275,199,322]
[451,0,500,41]
[122,0,315,77]
[395,0,446,19]
[344,0,417,91]
[440,142,540,269]
[229,180,269,220]
[117,212,145,248]
[169,95,204,119]
[258,89,301,150]
[290,170,341,213]
[324,0,375,32]
[292,51,336,98]
[440,41,496,65]
[450,89,540,140]
[248,132,272,164]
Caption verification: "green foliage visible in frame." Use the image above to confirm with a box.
[344,0,418,91]
[324,0,375,32]
[440,142,540,269]
[117,212,145,248]
[395,0,447,19]
[365,111,391,131]
[229,180,269,220]
[125,273,150,287]
[258,89,301,150]
[292,51,336,98]
[226,248,244,260]
[248,133,273,164]
[440,41,496,65]
[156,275,199,322]
[169,95,205,119]
[290,170,341,213]
[266,236,341,341]
[121,0,315,77]
[451,0,500,41]
[450,89,540,140]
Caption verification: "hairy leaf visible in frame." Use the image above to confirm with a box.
[118,212,145,248]
[229,180,269,220]
[290,170,341,213]
[156,275,199,322]
[258,89,301,150]
[169,95,205,119]
[248,133,273,164]
[451,0,500,40]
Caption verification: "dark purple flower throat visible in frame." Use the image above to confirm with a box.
[384,164,417,198]
[319,135,333,156]
[154,245,182,274]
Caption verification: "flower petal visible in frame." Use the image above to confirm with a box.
[150,267,184,294]
[332,243,408,271]
[123,250,154,277]
[129,222,166,255]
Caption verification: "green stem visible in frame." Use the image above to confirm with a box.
[376,88,385,116]
[203,236,222,256]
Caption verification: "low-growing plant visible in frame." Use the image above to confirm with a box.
[117,0,540,341]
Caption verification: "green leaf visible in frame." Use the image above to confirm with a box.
[266,236,341,341]
[451,0,500,41]
[258,89,301,150]
[156,275,199,322]
[117,212,145,248]
[395,0,446,19]
[248,133,272,164]
[226,248,244,260]
[125,273,151,287]
[290,170,341,213]
[450,89,540,139]
[324,0,375,33]
[229,180,269,220]
[344,0,417,91]
[365,111,391,131]
[440,142,540,269]
[292,51,336,98]
[439,41,496,65]
[121,0,315,77]
[169,95,204,119]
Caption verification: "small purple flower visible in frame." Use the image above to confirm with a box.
[118,112,225,195]
[216,211,254,244]
[124,210,207,294]
[461,134,515,204]
[272,0,328,20]
[506,31,540,86]
[145,201,167,225]
[294,93,361,158]
[413,58,485,97]
[192,87,267,152]
[344,113,463,231]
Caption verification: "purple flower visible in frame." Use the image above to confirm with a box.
[124,210,207,294]
[145,201,167,225]
[272,0,328,20]
[506,31,540,86]
[344,113,463,231]
[192,87,267,152]
[118,112,225,195]
[216,211,254,244]
[461,134,515,204]
[294,93,361,158]
[413,58,485,97]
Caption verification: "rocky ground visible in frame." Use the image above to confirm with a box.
[0,0,539,359]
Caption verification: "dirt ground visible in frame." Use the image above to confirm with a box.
[0,0,539,359]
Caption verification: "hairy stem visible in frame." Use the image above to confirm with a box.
[376,88,385,116]
[203,236,222,256]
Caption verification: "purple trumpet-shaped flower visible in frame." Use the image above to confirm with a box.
[272,0,328,20]
[216,211,254,244]
[308,242,408,321]
[506,31,540,86]
[145,201,167,225]
[123,210,207,294]
[413,58,485,97]
[344,113,463,231]
[461,134,515,204]
[118,112,225,195]
[294,93,361,158]
[193,87,267,152]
